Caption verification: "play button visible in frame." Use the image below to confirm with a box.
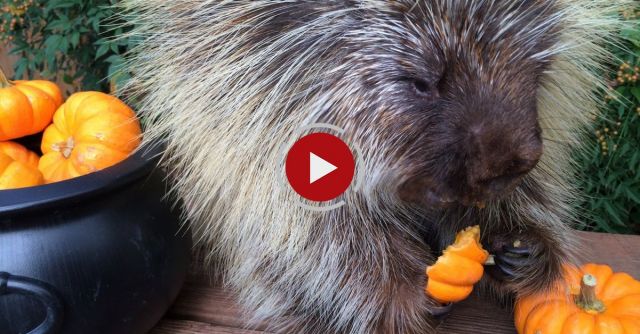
[309,152,337,184]
[285,132,355,202]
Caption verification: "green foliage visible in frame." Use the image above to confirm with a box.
[0,0,135,93]
[575,9,640,234]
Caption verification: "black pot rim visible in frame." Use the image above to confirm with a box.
[0,143,165,216]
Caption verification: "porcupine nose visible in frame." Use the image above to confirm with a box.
[465,123,542,199]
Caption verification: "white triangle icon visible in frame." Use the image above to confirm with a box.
[309,152,338,184]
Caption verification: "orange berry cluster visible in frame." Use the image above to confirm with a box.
[0,0,34,44]
[595,121,622,156]
[616,62,639,85]
[604,62,639,102]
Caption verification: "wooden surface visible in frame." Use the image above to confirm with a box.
[0,46,16,76]
[151,231,640,334]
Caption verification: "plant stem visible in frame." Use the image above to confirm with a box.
[575,274,606,313]
[0,66,13,89]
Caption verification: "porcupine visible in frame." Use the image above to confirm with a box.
[120,1,631,333]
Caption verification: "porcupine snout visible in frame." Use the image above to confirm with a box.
[400,67,545,208]
[463,117,543,204]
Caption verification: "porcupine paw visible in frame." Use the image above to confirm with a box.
[490,242,533,281]
[372,281,450,334]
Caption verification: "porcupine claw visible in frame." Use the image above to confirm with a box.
[428,302,453,320]
[487,241,533,281]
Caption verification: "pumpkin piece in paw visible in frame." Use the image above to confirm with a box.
[0,141,40,169]
[425,225,489,303]
[0,67,62,141]
[515,263,640,334]
[39,92,142,183]
[0,150,44,190]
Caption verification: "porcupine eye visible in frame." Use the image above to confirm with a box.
[412,79,430,94]
[411,78,440,101]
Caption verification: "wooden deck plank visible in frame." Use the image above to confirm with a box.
[165,278,250,330]
[150,320,267,334]
[152,231,640,334]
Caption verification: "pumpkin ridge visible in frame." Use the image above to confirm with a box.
[608,294,640,317]
[73,126,141,154]
[14,84,57,135]
[0,153,43,189]
[64,153,83,175]
[66,94,94,132]
[18,83,47,98]
[600,273,640,302]
[564,311,597,333]
[16,80,63,107]
[618,315,640,330]
[556,309,575,334]
[74,142,132,165]
[597,272,615,298]
[524,301,559,334]
[0,88,34,140]
[40,155,66,180]
[52,105,71,137]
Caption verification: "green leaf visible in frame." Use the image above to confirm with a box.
[14,58,28,79]
[95,43,110,59]
[105,54,123,64]
[627,187,640,205]
[603,200,626,227]
[46,18,70,32]
[92,17,101,32]
[44,35,64,58]
[631,87,640,103]
[71,32,80,48]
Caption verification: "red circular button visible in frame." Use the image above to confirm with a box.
[285,133,355,202]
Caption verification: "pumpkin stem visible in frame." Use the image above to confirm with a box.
[575,274,606,313]
[52,137,75,159]
[0,66,13,89]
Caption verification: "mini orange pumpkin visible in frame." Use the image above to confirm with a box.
[0,141,40,169]
[425,225,489,303]
[515,263,640,334]
[0,67,63,141]
[39,91,142,183]
[0,149,44,190]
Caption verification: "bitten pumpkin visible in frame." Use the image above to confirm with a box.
[0,67,63,141]
[39,91,142,183]
[425,225,489,303]
[0,149,44,190]
[515,263,640,334]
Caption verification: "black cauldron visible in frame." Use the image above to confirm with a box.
[0,141,191,334]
